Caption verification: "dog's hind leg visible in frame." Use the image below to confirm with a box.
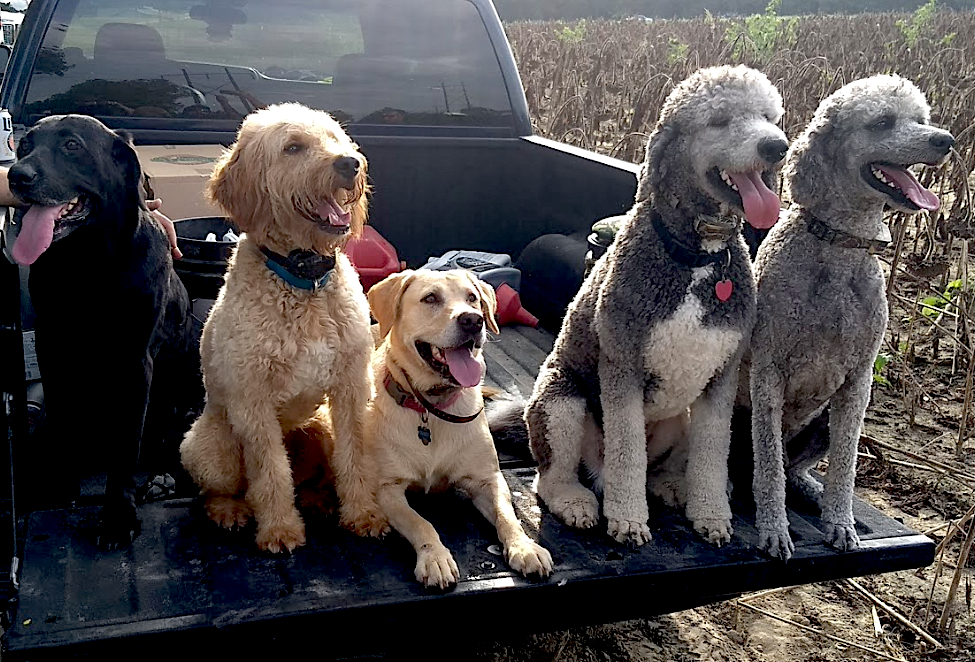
[750,364,794,561]
[180,405,252,529]
[527,369,598,530]
[821,367,871,551]
[597,355,651,546]
[326,378,389,539]
[685,353,740,547]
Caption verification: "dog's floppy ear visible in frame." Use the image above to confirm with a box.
[207,135,269,236]
[368,270,417,340]
[110,129,144,206]
[785,120,835,208]
[466,272,500,334]
[635,124,677,202]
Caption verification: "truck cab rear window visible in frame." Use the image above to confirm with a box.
[23,0,514,130]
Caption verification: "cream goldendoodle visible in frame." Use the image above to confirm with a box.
[180,103,387,553]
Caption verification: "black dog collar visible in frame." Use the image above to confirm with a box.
[651,210,731,268]
[260,246,335,291]
[807,217,889,254]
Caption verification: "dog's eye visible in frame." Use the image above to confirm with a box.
[467,293,478,304]
[422,293,440,305]
[64,139,81,151]
[870,115,895,131]
[284,143,304,154]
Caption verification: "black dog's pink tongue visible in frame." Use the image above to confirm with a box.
[444,346,482,388]
[876,165,940,211]
[728,170,780,230]
[11,204,67,265]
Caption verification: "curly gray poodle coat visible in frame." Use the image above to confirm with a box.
[748,74,954,560]
[526,65,788,546]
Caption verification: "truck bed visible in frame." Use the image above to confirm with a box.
[3,325,933,659]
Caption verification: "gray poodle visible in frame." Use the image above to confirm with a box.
[526,65,788,546]
[748,74,954,560]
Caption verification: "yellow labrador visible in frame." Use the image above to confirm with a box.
[366,269,553,588]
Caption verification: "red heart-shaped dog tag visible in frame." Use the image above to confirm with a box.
[715,279,733,302]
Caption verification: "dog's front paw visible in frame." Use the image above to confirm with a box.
[691,517,733,547]
[505,537,554,578]
[544,485,599,529]
[607,517,652,546]
[205,494,253,529]
[757,525,794,561]
[340,504,390,538]
[256,520,306,554]
[416,543,459,589]
[823,522,859,552]
[96,504,141,550]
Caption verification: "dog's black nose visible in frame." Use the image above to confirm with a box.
[8,164,37,188]
[930,132,955,151]
[758,137,789,164]
[333,156,359,178]
[457,312,483,334]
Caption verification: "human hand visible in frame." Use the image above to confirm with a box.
[146,198,182,259]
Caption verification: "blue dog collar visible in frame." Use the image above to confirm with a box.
[260,246,335,292]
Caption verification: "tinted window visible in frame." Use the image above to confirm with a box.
[24,0,512,129]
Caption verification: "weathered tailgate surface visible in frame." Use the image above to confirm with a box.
[4,327,933,659]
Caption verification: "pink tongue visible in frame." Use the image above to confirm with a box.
[444,347,482,388]
[877,165,940,211]
[316,199,351,227]
[11,204,67,265]
[728,171,780,229]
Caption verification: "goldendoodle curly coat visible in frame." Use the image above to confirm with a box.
[180,103,387,553]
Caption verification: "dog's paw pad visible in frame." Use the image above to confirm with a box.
[693,518,733,547]
[757,526,795,562]
[416,544,459,589]
[506,539,554,577]
[607,518,652,547]
[205,496,252,530]
[256,523,306,554]
[823,523,859,552]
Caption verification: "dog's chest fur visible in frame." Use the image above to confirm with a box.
[206,246,370,404]
[643,265,743,418]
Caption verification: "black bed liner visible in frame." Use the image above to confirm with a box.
[3,326,933,659]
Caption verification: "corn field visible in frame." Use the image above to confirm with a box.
[507,9,975,453]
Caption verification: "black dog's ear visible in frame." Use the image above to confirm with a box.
[114,129,136,147]
[636,124,676,202]
[110,130,146,205]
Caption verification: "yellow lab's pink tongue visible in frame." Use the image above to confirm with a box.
[316,199,351,227]
[11,203,67,265]
[876,165,940,211]
[444,346,482,387]
[728,170,780,229]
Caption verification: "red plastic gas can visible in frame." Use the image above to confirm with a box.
[345,226,403,291]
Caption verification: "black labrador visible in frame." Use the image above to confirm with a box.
[8,114,200,548]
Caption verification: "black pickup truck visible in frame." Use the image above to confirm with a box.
[0,0,933,658]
